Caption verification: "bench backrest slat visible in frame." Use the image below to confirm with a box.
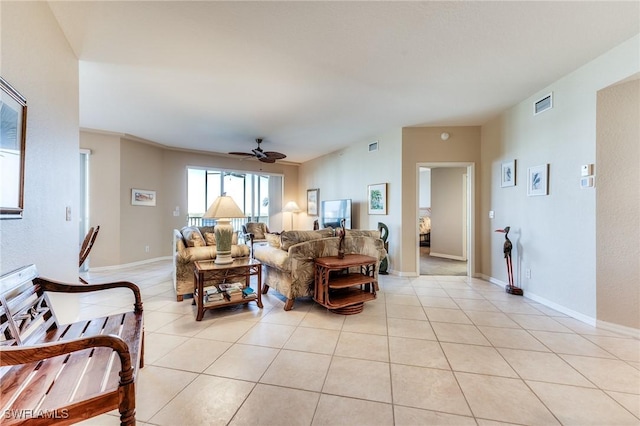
[0,265,57,347]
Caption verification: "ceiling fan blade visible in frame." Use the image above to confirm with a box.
[258,157,276,163]
[229,151,254,156]
[264,151,286,160]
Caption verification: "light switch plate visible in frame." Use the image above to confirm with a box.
[580,176,594,188]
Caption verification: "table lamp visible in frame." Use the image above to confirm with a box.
[203,195,246,264]
[282,201,301,231]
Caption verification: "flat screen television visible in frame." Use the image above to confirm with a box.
[321,199,352,229]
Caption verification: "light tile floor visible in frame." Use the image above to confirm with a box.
[78,260,640,425]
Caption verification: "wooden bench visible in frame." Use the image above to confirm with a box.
[0,265,144,425]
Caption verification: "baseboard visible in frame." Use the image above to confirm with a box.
[524,291,596,326]
[89,256,172,272]
[389,269,419,277]
[596,319,640,339]
[484,275,597,326]
[429,252,467,261]
[485,275,640,336]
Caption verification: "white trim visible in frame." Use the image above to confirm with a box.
[416,162,475,278]
[392,270,419,277]
[429,252,466,261]
[596,320,640,339]
[88,256,172,272]
[524,291,596,326]
[485,275,596,326]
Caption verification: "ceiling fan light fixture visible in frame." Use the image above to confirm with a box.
[228,138,286,162]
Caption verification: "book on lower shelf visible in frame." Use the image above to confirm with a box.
[203,285,220,296]
[219,283,243,292]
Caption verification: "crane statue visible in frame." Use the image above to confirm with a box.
[495,226,523,296]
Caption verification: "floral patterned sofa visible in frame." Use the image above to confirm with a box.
[253,229,387,310]
[172,226,250,301]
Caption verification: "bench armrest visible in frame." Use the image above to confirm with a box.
[34,277,143,314]
[1,335,134,382]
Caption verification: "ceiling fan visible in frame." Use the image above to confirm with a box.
[229,138,287,163]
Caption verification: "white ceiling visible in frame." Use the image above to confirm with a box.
[48,1,639,164]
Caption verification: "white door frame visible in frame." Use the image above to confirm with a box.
[416,162,475,277]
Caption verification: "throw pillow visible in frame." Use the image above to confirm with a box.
[203,232,216,246]
[245,223,267,240]
[181,226,206,247]
[265,233,281,248]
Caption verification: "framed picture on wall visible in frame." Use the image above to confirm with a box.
[131,188,156,206]
[501,160,516,187]
[1,77,27,219]
[368,183,387,215]
[527,164,549,196]
[307,188,319,216]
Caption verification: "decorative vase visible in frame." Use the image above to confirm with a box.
[337,219,345,259]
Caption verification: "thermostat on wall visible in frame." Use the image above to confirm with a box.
[581,164,594,177]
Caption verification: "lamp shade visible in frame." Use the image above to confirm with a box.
[282,201,301,213]
[203,195,245,219]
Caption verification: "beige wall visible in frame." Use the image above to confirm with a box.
[480,35,639,322]
[1,2,80,324]
[120,138,166,262]
[402,127,481,275]
[430,167,466,259]
[596,78,640,330]
[0,2,79,282]
[298,129,403,272]
[81,131,299,267]
[81,132,121,266]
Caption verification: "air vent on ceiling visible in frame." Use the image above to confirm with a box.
[534,92,553,115]
[368,141,379,152]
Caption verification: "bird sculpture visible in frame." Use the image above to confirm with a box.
[495,226,523,295]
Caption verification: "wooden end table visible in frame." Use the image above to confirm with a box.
[194,258,263,321]
[314,254,377,315]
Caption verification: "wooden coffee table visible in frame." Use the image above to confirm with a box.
[193,258,262,321]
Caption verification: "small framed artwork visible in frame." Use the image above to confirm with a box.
[368,183,387,215]
[131,188,156,206]
[527,164,549,196]
[307,188,319,216]
[501,160,516,187]
[1,77,28,219]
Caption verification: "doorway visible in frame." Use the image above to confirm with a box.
[417,163,473,276]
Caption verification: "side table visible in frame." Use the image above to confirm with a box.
[194,258,263,321]
[314,254,377,314]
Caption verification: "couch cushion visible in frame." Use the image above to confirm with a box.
[231,244,250,258]
[181,226,206,247]
[280,229,334,251]
[253,244,291,271]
